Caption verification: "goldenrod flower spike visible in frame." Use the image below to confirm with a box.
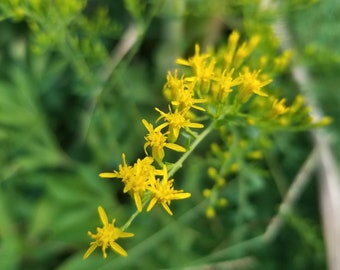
[146,166,191,215]
[83,206,134,259]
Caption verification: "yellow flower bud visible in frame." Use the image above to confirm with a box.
[317,117,332,126]
[207,167,217,179]
[216,177,226,187]
[218,198,228,208]
[210,143,220,154]
[248,151,263,160]
[205,207,216,219]
[230,163,239,173]
[203,189,212,198]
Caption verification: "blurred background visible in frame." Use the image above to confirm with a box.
[0,0,339,269]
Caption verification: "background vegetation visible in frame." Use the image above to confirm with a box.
[0,0,339,269]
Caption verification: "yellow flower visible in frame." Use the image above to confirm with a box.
[142,119,186,164]
[176,44,216,90]
[238,69,272,102]
[163,71,206,112]
[163,70,186,102]
[99,154,161,212]
[186,58,216,88]
[224,31,240,69]
[274,50,292,72]
[272,98,289,116]
[84,206,134,259]
[212,68,242,102]
[146,166,191,215]
[155,107,204,142]
[233,35,260,68]
[224,31,260,70]
[99,153,131,179]
[171,87,207,112]
[176,44,209,70]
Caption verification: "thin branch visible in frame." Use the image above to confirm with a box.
[80,23,140,142]
[263,149,317,242]
[261,1,340,269]
[186,149,317,266]
[168,122,214,178]
[182,256,257,270]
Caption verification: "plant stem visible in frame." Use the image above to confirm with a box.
[121,209,140,232]
[121,192,152,231]
[168,122,214,178]
[121,122,214,231]
[188,149,317,266]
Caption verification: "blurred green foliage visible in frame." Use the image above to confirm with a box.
[0,0,338,269]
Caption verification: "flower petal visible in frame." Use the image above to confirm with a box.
[176,58,191,66]
[98,206,109,225]
[186,122,204,128]
[146,197,158,212]
[133,192,143,212]
[83,243,97,259]
[142,119,152,132]
[165,143,186,152]
[99,172,116,178]
[172,192,191,200]
[110,241,128,256]
[118,231,135,238]
[161,202,173,215]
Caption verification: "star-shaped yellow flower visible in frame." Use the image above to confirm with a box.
[142,119,186,164]
[99,154,162,212]
[83,206,134,259]
[146,166,191,215]
[171,87,207,112]
[155,106,204,142]
[272,98,289,116]
[238,69,272,102]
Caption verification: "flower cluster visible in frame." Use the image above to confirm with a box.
[173,31,276,119]
[96,51,209,218]
[99,155,191,215]
[85,30,328,259]
[84,40,207,257]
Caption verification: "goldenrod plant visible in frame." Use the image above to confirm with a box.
[0,0,338,269]
[81,29,329,259]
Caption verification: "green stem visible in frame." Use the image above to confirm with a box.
[120,209,140,232]
[121,122,214,231]
[168,122,215,178]
[188,150,317,267]
[120,191,152,231]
